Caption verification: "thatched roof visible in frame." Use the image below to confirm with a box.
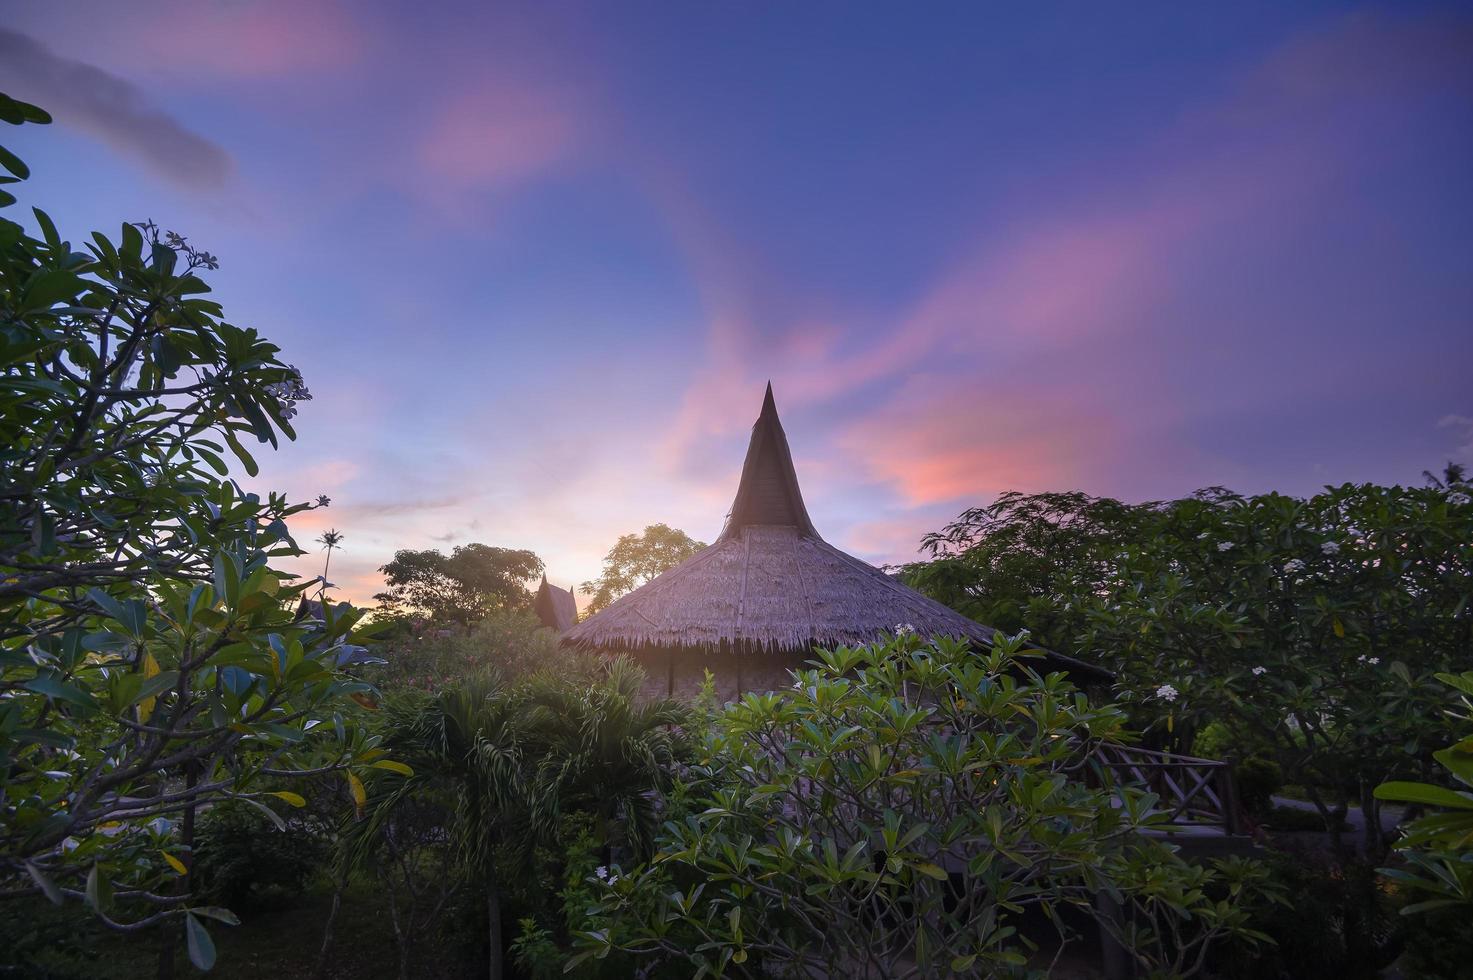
[532,576,578,633]
[563,385,1108,680]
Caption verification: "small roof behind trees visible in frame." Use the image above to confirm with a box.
[532,576,578,633]
[564,384,1108,680]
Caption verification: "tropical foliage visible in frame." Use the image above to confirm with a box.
[1376,670,1473,914]
[909,482,1473,855]
[572,634,1279,978]
[375,543,544,626]
[0,92,399,968]
[579,523,705,614]
[334,661,689,980]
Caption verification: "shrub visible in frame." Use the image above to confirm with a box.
[1237,756,1284,813]
[193,802,329,910]
[1264,804,1346,833]
[1223,849,1402,980]
[573,634,1278,978]
[0,94,400,963]
[368,610,594,692]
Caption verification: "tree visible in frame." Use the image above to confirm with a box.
[349,661,686,980]
[1376,670,1473,913]
[375,543,543,626]
[905,490,1154,640]
[520,656,687,859]
[0,93,404,965]
[579,524,705,615]
[572,634,1278,978]
[908,483,1473,858]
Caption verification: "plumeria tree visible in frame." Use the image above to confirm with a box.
[1086,485,1472,854]
[1376,670,1473,913]
[0,94,404,968]
[910,482,1473,856]
[572,634,1278,978]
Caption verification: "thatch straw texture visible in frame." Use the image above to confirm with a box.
[532,577,578,633]
[563,523,994,652]
[563,383,1109,682]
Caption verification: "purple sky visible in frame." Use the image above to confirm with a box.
[4,2,1471,606]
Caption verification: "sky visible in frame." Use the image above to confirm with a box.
[3,1,1471,608]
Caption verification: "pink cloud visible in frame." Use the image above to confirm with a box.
[117,1,367,79]
[653,9,1468,525]
[839,378,1122,507]
[418,80,580,189]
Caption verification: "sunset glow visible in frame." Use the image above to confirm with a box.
[3,2,1469,608]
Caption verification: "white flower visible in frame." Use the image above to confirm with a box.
[1251,666,1267,676]
[1321,541,1340,555]
[1154,683,1179,702]
[594,866,608,880]
[1197,532,1211,540]
[1283,559,1305,574]
[894,623,916,637]
[1216,542,1234,552]
[1449,492,1471,506]
[1357,655,1380,666]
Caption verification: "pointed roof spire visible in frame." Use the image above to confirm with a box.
[718,383,818,541]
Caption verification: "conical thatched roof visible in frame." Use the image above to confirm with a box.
[563,385,1108,680]
[532,575,578,633]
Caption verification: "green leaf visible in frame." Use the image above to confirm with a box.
[132,671,180,705]
[85,863,112,912]
[189,906,241,926]
[22,268,84,310]
[1374,781,1473,809]
[913,862,949,880]
[26,863,63,905]
[233,796,286,832]
[22,675,95,710]
[223,430,258,477]
[184,912,217,971]
[0,144,29,180]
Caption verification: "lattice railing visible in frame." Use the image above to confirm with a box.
[1095,744,1242,835]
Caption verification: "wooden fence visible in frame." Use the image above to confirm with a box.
[1095,744,1242,835]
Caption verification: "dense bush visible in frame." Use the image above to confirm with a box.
[1237,756,1284,814]
[330,658,689,980]
[909,483,1473,858]
[573,634,1279,978]
[193,802,330,910]
[1223,849,1401,980]
[0,93,399,968]
[365,609,595,692]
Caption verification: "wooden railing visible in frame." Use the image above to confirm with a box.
[1095,744,1242,836]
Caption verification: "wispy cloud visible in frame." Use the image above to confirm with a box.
[1439,415,1473,463]
[655,9,1473,543]
[419,80,580,190]
[0,29,232,189]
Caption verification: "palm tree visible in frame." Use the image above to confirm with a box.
[351,672,530,980]
[317,528,343,599]
[340,662,688,979]
[1423,461,1469,489]
[520,656,689,861]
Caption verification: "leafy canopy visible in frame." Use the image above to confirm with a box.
[375,542,543,626]
[0,92,403,963]
[574,634,1278,978]
[579,523,706,614]
[907,481,1473,855]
